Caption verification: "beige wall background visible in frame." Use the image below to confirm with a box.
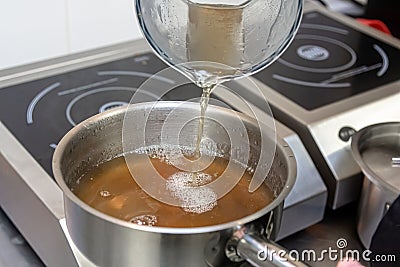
[0,0,143,70]
[0,0,362,70]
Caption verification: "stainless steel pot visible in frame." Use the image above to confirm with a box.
[351,122,400,248]
[53,101,303,267]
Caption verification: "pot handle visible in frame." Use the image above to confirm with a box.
[227,233,309,267]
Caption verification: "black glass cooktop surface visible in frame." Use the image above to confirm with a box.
[255,11,400,110]
[0,53,208,177]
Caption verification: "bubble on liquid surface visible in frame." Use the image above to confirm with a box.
[166,172,217,214]
[134,145,192,166]
[99,190,111,197]
[134,145,221,162]
[130,215,158,226]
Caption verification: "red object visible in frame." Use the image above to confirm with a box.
[357,18,392,35]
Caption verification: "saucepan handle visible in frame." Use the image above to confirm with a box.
[229,233,309,267]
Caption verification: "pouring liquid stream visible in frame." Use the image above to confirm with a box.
[188,1,243,161]
[184,1,254,193]
[194,85,215,158]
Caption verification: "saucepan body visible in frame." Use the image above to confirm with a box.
[351,122,400,248]
[53,101,298,266]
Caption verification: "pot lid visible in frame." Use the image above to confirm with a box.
[351,122,400,195]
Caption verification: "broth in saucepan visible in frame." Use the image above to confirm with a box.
[72,148,274,228]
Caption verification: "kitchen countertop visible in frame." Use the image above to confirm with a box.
[0,208,43,267]
[0,202,368,267]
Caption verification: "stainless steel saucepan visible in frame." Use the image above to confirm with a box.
[53,101,305,267]
[351,122,400,248]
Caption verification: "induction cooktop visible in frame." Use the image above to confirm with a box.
[254,11,400,110]
[0,53,206,176]
[243,3,400,208]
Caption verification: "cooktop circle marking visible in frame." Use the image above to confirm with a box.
[97,71,176,84]
[279,34,357,73]
[58,78,118,96]
[300,23,349,35]
[297,45,330,61]
[99,101,128,113]
[373,44,389,77]
[27,82,60,124]
[65,87,159,126]
[272,74,350,88]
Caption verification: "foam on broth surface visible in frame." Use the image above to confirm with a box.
[71,150,274,228]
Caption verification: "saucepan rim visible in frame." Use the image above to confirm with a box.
[351,121,400,198]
